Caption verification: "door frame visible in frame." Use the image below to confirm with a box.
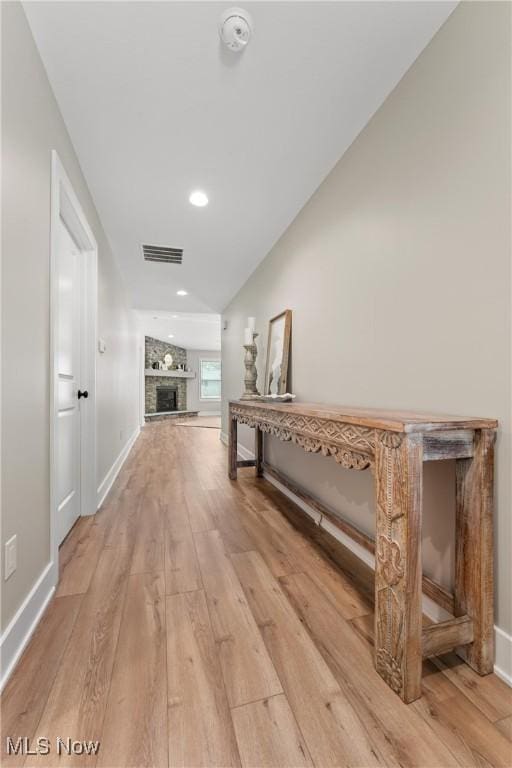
[50,151,97,571]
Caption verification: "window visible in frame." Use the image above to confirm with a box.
[200,360,221,400]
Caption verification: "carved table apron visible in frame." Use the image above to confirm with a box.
[228,399,498,703]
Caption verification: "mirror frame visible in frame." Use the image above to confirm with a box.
[263,309,292,395]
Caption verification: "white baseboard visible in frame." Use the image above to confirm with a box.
[96,426,140,509]
[0,426,141,694]
[0,426,141,691]
[235,441,254,461]
[265,469,453,622]
[0,561,57,692]
[494,626,512,686]
[198,410,221,417]
[225,435,512,687]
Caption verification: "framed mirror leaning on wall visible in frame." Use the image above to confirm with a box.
[264,309,292,395]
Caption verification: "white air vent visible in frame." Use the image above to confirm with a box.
[142,244,183,264]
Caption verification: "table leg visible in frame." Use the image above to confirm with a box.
[255,426,263,477]
[229,414,238,480]
[454,428,495,674]
[374,431,423,703]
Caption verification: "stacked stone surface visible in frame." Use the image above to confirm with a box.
[144,336,187,413]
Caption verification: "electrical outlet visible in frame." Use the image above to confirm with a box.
[4,535,17,580]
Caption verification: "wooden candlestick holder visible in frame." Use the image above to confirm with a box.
[240,332,260,400]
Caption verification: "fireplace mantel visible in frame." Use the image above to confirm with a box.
[144,369,195,379]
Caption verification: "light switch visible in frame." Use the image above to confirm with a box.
[5,535,16,580]
[98,338,107,354]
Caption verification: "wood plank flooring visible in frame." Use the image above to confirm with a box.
[1,421,511,767]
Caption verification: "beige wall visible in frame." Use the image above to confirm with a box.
[1,2,139,630]
[222,0,511,648]
[186,350,222,414]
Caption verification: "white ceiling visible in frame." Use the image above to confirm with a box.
[136,310,221,351]
[25,1,455,313]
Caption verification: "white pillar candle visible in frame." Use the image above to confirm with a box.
[247,317,256,331]
[244,327,253,345]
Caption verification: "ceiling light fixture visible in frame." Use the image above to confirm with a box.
[176,290,188,296]
[189,190,208,207]
[168,334,174,339]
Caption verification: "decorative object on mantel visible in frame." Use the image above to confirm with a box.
[258,393,296,403]
[228,398,498,705]
[240,316,260,400]
[264,309,292,396]
[163,353,173,370]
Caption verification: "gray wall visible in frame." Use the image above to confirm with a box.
[1,2,140,630]
[222,1,511,647]
[187,350,222,414]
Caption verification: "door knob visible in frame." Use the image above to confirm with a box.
[77,390,89,399]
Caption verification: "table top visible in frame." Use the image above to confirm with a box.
[229,400,498,433]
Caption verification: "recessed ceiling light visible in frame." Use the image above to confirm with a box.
[168,334,174,339]
[176,290,188,296]
[189,190,208,207]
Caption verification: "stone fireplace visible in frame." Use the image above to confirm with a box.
[144,336,188,414]
[145,375,187,413]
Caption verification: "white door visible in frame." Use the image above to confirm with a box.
[56,217,83,544]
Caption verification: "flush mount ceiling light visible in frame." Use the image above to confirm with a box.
[176,290,188,296]
[219,7,253,52]
[168,334,174,339]
[189,190,208,207]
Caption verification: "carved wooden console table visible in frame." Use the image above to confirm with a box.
[228,399,497,703]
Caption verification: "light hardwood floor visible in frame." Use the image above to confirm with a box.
[2,421,511,767]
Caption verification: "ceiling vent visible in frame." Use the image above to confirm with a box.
[142,244,183,264]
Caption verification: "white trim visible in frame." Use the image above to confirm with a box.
[139,334,146,428]
[235,440,254,462]
[198,410,221,417]
[266,468,452,621]
[0,562,57,692]
[225,433,512,686]
[96,426,140,509]
[494,626,512,687]
[50,151,98,559]
[264,463,512,673]
[0,424,140,693]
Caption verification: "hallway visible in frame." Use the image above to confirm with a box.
[1,422,511,767]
